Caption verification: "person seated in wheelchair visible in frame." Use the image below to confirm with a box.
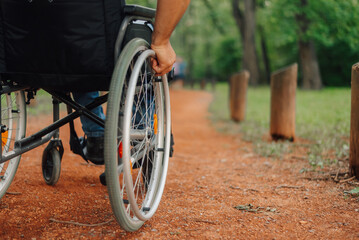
[0,0,190,165]
[75,0,190,165]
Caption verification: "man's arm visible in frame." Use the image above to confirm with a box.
[151,0,191,76]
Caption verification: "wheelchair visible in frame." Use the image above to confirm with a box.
[0,2,172,232]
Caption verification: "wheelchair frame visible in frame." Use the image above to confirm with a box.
[0,4,172,232]
[0,5,156,164]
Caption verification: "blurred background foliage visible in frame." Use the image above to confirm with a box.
[128,0,359,87]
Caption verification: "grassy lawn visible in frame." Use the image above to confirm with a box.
[27,84,351,170]
[209,82,351,169]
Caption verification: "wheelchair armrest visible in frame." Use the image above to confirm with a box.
[124,5,156,19]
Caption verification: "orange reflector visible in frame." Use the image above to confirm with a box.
[154,114,158,135]
[130,160,133,175]
[1,131,8,147]
[118,142,123,158]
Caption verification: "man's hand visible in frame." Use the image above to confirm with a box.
[150,0,190,76]
[151,41,176,76]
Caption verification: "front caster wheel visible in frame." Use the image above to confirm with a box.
[42,141,63,186]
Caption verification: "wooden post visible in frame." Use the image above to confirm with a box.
[270,63,297,141]
[350,63,359,178]
[230,71,249,122]
[170,79,184,90]
[211,78,217,92]
[200,79,206,90]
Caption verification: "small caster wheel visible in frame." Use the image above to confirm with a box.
[42,148,61,185]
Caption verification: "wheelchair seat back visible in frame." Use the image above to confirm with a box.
[0,0,126,91]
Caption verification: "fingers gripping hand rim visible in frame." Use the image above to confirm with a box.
[151,58,173,77]
[150,42,176,76]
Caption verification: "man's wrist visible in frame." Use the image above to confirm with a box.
[151,32,171,46]
[151,41,170,49]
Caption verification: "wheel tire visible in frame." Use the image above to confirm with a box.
[42,148,61,186]
[105,38,171,231]
[0,91,26,199]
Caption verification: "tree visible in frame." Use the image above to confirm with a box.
[173,0,241,83]
[138,0,359,87]
[214,37,241,81]
[295,0,322,89]
[306,0,359,86]
[232,0,261,85]
[258,0,322,89]
[257,0,271,84]
[259,0,359,88]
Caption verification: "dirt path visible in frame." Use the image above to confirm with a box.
[1,90,359,239]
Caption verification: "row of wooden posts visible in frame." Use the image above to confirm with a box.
[229,62,359,179]
[230,63,297,140]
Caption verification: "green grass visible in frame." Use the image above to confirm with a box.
[209,83,351,168]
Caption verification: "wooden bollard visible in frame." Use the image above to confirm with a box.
[211,78,217,92]
[350,63,359,178]
[170,79,184,90]
[270,63,297,141]
[200,79,206,90]
[230,71,249,122]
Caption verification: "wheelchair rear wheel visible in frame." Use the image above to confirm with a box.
[105,38,171,231]
[0,91,26,199]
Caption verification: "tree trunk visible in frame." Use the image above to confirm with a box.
[232,0,260,85]
[299,40,322,89]
[350,63,359,179]
[200,79,206,90]
[242,0,260,85]
[183,4,195,88]
[204,41,212,79]
[259,26,271,84]
[296,0,322,90]
[232,0,245,41]
[270,63,297,141]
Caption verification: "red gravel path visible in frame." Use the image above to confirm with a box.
[0,89,358,239]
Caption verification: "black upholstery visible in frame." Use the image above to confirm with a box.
[0,0,126,91]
